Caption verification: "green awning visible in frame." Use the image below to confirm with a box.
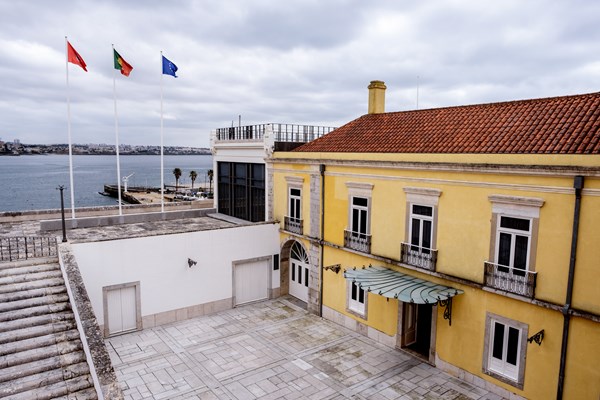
[344,265,463,304]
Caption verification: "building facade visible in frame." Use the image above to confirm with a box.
[270,82,600,399]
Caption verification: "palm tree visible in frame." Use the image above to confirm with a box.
[173,168,182,192]
[189,170,197,189]
[207,169,214,194]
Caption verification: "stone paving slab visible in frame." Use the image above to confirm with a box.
[106,298,506,400]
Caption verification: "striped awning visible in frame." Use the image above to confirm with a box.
[344,265,463,304]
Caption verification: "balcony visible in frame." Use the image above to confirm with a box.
[484,261,537,298]
[400,242,437,271]
[284,216,303,235]
[344,230,371,253]
[214,123,336,145]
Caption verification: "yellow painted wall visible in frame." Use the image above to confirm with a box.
[272,154,600,400]
[272,164,314,237]
[563,317,600,399]
[436,289,563,399]
[322,247,399,336]
[572,185,600,314]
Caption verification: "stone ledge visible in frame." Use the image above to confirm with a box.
[58,243,124,400]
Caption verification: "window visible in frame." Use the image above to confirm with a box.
[344,182,373,253]
[351,196,369,237]
[401,187,441,271]
[410,205,433,254]
[217,162,265,222]
[284,176,304,234]
[485,195,543,297]
[483,313,528,388]
[496,216,531,275]
[347,281,367,317]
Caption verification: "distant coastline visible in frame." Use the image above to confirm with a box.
[0,142,211,156]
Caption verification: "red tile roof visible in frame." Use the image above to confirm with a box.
[295,93,600,154]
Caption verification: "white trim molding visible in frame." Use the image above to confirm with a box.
[285,176,305,186]
[346,181,374,197]
[404,187,442,206]
[489,195,544,218]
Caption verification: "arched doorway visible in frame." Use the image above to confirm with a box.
[288,241,309,302]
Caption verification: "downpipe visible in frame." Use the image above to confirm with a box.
[556,175,583,400]
[319,164,325,317]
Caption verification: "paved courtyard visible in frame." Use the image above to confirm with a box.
[106,298,504,400]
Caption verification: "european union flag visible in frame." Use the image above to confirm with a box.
[162,55,178,78]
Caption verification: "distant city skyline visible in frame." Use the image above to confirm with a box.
[1,1,599,148]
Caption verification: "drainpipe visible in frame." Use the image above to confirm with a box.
[557,175,583,400]
[319,164,326,317]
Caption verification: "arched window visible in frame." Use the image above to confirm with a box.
[290,241,309,263]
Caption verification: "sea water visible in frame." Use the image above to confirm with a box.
[0,154,213,212]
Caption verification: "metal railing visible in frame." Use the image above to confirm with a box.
[215,123,336,143]
[400,242,438,271]
[0,236,58,262]
[284,216,303,234]
[484,261,537,298]
[344,230,371,254]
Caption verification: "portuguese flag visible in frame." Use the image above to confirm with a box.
[113,49,133,77]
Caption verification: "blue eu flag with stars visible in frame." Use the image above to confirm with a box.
[162,56,178,78]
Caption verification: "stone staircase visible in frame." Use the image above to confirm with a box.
[0,257,98,399]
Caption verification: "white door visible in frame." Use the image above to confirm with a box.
[234,260,269,305]
[106,285,137,336]
[402,302,418,347]
[289,242,309,302]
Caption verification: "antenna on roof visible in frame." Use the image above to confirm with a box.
[416,75,420,110]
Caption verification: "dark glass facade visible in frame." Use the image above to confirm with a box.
[217,162,265,222]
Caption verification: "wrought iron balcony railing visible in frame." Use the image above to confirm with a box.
[400,242,438,271]
[0,236,58,262]
[215,123,336,143]
[344,230,371,254]
[284,216,303,235]
[484,261,537,298]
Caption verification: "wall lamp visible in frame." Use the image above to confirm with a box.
[324,264,341,274]
[188,258,197,268]
[527,329,544,346]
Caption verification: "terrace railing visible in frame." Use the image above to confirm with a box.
[484,261,537,298]
[344,230,371,254]
[215,123,336,143]
[284,216,303,235]
[400,242,438,271]
[0,236,58,262]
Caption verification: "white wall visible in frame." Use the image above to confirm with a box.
[72,223,280,325]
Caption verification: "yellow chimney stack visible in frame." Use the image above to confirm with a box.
[368,80,386,114]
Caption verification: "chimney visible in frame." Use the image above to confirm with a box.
[368,80,386,114]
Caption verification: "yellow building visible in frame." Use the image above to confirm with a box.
[269,82,600,399]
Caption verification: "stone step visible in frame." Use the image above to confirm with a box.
[0,359,92,399]
[0,311,74,335]
[0,329,81,357]
[0,285,67,305]
[51,386,98,400]
[0,256,58,270]
[0,263,60,279]
[0,276,65,296]
[0,301,72,323]
[0,337,83,371]
[0,348,87,386]
[0,319,76,346]
[0,269,63,288]
[0,293,69,314]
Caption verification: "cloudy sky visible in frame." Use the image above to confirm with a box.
[1,0,599,148]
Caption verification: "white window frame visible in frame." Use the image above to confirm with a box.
[288,187,302,221]
[495,215,532,272]
[350,196,369,236]
[488,195,544,273]
[347,280,368,318]
[482,312,528,388]
[346,182,374,238]
[404,187,441,250]
[409,204,434,252]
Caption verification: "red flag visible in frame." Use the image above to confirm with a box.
[67,41,87,71]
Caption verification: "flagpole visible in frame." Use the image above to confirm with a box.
[65,36,76,219]
[160,51,165,213]
[113,44,123,216]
